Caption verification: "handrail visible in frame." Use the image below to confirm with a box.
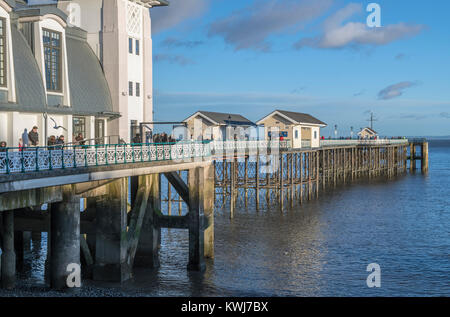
[0,141,212,175]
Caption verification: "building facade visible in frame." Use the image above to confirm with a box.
[0,0,166,147]
[183,111,256,141]
[358,127,378,139]
[256,110,327,148]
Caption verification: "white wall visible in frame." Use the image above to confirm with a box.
[293,125,301,148]
[312,126,320,148]
[127,2,144,124]
[0,112,8,144]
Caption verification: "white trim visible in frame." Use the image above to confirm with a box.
[183,112,220,126]
[256,110,326,127]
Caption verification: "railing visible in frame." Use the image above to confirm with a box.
[211,140,291,155]
[301,140,312,148]
[320,139,409,147]
[0,141,212,174]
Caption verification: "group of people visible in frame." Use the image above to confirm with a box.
[131,132,176,144]
[0,126,83,152]
[0,126,41,152]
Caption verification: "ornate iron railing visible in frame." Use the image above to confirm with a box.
[0,141,212,174]
[210,140,291,154]
[320,139,409,147]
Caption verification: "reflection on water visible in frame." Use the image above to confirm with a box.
[9,140,450,296]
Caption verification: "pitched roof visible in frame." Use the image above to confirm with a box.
[359,127,378,135]
[257,110,326,126]
[184,111,255,126]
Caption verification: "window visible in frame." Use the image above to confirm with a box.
[314,131,318,139]
[129,38,133,54]
[0,18,7,87]
[136,82,140,97]
[135,39,140,55]
[295,130,298,139]
[43,29,62,92]
[129,81,133,96]
[73,117,86,138]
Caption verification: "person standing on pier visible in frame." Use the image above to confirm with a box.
[28,126,39,147]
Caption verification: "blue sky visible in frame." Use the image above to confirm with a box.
[151,0,450,136]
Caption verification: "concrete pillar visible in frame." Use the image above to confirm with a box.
[1,211,16,289]
[50,188,80,289]
[93,179,130,282]
[200,165,215,259]
[135,174,160,268]
[187,168,205,271]
[421,142,429,173]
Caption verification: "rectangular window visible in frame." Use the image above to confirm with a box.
[43,29,62,92]
[73,117,86,138]
[295,130,298,139]
[314,131,318,139]
[129,81,133,96]
[136,82,140,97]
[129,37,133,54]
[0,18,7,87]
[135,39,140,55]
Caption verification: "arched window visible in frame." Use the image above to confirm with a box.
[43,28,62,92]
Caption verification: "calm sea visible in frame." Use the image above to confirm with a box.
[3,139,450,296]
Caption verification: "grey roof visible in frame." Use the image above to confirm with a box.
[275,110,326,126]
[66,31,114,116]
[187,111,255,126]
[13,3,68,21]
[0,26,47,112]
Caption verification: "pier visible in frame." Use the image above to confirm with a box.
[0,139,428,290]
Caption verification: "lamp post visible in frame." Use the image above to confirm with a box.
[334,125,338,139]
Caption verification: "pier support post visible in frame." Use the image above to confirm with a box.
[188,168,205,271]
[410,143,416,171]
[201,165,215,259]
[1,210,16,289]
[93,179,131,282]
[50,186,80,289]
[421,142,429,173]
[135,174,161,268]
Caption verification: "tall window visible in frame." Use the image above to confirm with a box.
[135,82,140,97]
[43,29,62,92]
[129,37,133,54]
[135,39,140,55]
[0,18,7,88]
[129,81,133,96]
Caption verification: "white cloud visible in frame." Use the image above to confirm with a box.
[295,3,425,49]
[378,81,419,100]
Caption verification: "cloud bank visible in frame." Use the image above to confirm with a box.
[208,0,333,52]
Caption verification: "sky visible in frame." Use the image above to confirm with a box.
[150,0,450,137]
[30,0,450,137]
